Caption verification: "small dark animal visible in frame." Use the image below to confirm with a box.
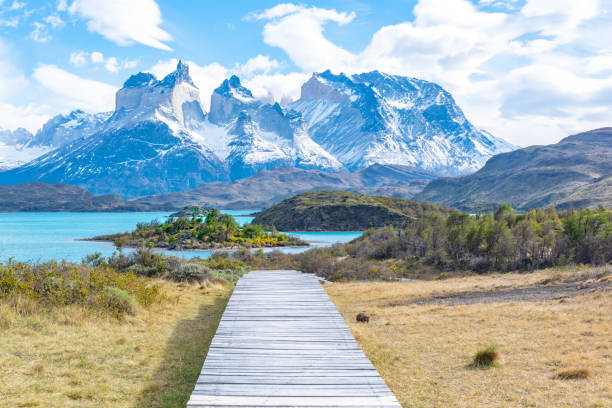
[356,312,370,323]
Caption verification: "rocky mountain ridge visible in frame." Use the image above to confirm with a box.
[0,62,515,197]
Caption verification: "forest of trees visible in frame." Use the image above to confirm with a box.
[239,205,612,280]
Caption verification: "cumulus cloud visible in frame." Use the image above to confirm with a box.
[238,55,281,76]
[252,4,356,73]
[69,50,138,73]
[67,0,172,51]
[43,13,64,28]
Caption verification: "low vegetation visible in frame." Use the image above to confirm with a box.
[0,251,241,407]
[0,259,163,319]
[252,190,454,231]
[245,205,612,280]
[90,209,307,250]
[470,345,500,368]
[326,266,612,407]
[1,280,231,407]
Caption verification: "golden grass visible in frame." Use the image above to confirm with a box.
[326,266,612,408]
[0,280,231,408]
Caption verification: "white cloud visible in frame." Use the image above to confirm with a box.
[0,39,118,132]
[254,4,356,73]
[0,101,49,133]
[33,64,117,113]
[68,0,173,51]
[90,51,104,63]
[69,51,88,66]
[243,72,310,105]
[29,22,51,43]
[9,1,25,10]
[0,16,19,27]
[43,13,64,28]
[69,50,138,73]
[238,55,280,76]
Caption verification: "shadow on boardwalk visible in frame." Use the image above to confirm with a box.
[133,294,229,408]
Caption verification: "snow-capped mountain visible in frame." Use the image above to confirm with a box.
[0,62,228,196]
[0,110,112,170]
[0,63,516,197]
[206,75,343,178]
[289,70,515,175]
[0,127,50,170]
[29,110,112,147]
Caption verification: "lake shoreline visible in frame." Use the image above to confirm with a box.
[80,237,310,253]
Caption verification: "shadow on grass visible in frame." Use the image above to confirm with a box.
[133,293,230,408]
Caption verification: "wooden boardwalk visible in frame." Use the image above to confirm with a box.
[187,269,401,407]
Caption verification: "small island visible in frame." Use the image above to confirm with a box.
[89,209,307,250]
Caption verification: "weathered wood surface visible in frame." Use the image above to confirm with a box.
[187,269,401,407]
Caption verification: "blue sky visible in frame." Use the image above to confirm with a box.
[1,0,611,146]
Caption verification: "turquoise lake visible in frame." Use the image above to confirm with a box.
[0,211,362,263]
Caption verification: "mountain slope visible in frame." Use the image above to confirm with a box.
[0,62,229,197]
[289,70,516,175]
[207,76,343,178]
[0,66,515,196]
[416,128,612,211]
[0,128,48,170]
[29,110,112,147]
[252,190,454,231]
[0,182,154,211]
[132,164,437,210]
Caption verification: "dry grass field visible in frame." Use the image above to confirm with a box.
[0,281,231,408]
[326,266,612,408]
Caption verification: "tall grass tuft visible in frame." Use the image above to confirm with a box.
[555,368,591,380]
[470,345,500,368]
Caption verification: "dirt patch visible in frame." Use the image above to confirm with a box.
[394,281,611,306]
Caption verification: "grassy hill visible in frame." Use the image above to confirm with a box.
[416,127,612,211]
[252,190,454,231]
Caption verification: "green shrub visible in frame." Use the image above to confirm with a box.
[168,263,210,282]
[0,260,163,317]
[101,287,138,317]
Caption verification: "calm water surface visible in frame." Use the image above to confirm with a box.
[0,211,361,262]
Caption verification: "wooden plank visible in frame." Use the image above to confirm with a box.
[187,270,401,408]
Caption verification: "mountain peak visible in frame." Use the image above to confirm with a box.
[209,75,259,124]
[215,75,254,99]
[123,72,157,89]
[160,60,195,88]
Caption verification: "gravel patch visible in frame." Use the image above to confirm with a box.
[397,281,611,306]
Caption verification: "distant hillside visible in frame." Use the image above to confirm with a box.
[416,128,612,211]
[133,164,437,210]
[0,182,153,212]
[0,164,436,212]
[252,190,454,231]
